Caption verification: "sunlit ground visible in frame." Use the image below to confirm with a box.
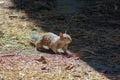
[0,54,109,80]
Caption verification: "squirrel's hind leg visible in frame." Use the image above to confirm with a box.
[33,43,43,54]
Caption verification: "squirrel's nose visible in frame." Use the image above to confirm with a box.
[68,38,72,43]
[69,37,72,42]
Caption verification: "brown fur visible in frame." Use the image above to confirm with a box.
[35,32,72,54]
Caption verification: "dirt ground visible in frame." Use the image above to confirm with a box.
[0,0,120,80]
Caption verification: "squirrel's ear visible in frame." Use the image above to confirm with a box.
[59,32,63,38]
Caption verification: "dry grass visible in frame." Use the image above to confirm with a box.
[0,7,45,53]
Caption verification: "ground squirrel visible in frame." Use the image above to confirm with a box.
[30,32,72,54]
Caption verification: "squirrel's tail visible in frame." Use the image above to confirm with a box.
[29,33,40,47]
[29,33,40,42]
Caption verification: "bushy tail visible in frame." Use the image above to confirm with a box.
[29,33,40,42]
[29,33,40,47]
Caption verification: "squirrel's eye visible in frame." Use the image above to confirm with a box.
[64,37,67,39]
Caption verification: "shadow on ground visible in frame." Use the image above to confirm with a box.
[6,0,120,79]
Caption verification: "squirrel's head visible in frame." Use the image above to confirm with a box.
[59,32,72,44]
